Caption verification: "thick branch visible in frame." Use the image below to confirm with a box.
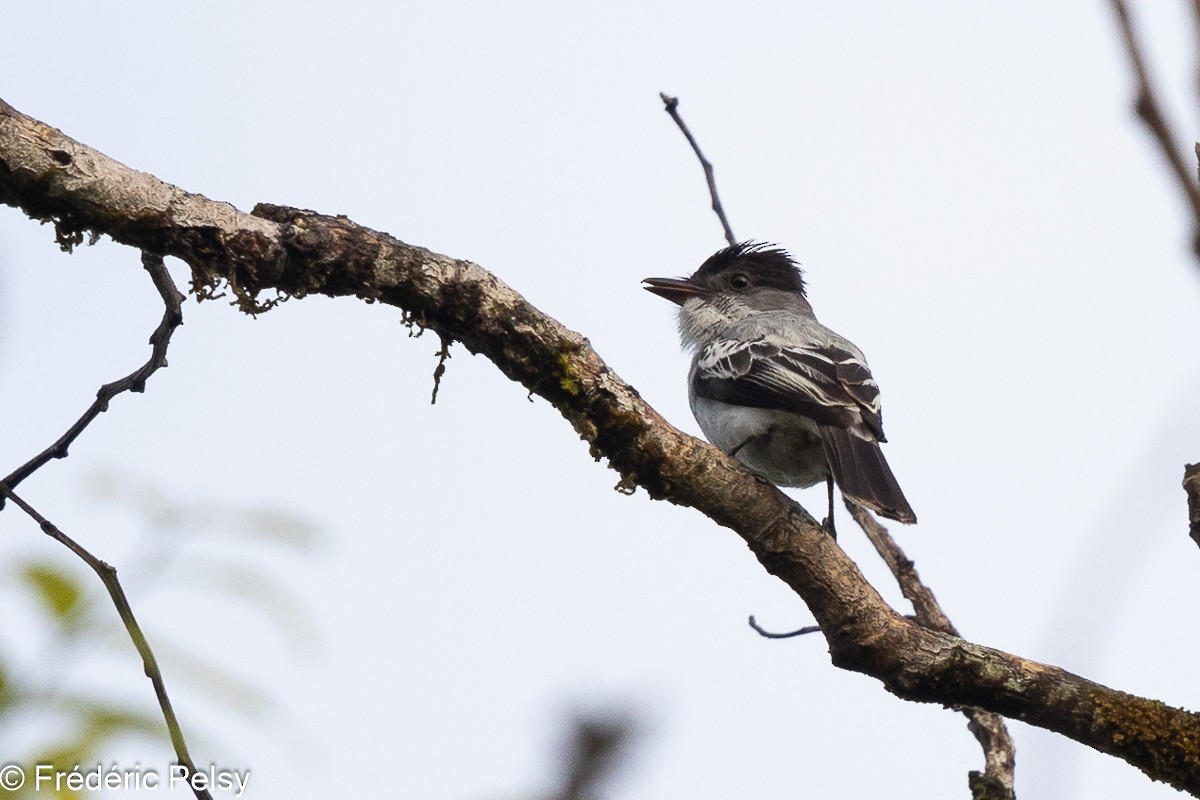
[4,97,1200,793]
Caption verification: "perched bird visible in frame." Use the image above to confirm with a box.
[643,242,916,530]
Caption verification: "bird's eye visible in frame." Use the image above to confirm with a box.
[729,273,750,290]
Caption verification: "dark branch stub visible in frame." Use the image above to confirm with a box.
[968,713,1019,800]
[430,332,453,405]
[659,93,737,246]
[747,615,820,639]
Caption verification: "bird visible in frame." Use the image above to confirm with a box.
[643,241,916,532]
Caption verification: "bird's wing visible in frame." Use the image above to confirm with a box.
[691,337,886,440]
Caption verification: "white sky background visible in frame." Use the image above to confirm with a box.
[2,2,1199,798]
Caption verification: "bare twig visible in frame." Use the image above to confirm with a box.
[1111,0,1200,263]
[844,501,956,634]
[659,93,737,246]
[0,251,200,790]
[0,483,211,800]
[1185,463,1200,550]
[747,615,820,639]
[0,252,184,503]
[846,501,1016,800]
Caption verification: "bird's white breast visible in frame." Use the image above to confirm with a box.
[689,395,828,488]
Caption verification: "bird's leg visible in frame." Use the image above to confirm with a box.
[822,474,837,539]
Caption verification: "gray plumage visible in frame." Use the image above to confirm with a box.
[644,242,916,526]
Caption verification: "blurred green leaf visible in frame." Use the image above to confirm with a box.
[225,507,320,549]
[150,639,275,717]
[169,554,319,653]
[21,564,85,621]
[27,744,89,800]
[81,705,165,745]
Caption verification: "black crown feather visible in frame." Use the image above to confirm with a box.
[692,241,806,295]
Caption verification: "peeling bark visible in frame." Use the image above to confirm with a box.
[1186,463,1200,550]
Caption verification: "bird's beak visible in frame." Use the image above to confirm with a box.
[642,276,707,306]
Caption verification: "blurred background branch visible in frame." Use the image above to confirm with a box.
[1111,0,1200,267]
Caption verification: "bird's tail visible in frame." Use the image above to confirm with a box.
[819,427,917,524]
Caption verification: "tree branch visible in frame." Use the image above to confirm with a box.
[1,251,184,501]
[1110,0,1200,264]
[4,97,1200,793]
[0,247,197,791]
[659,93,737,246]
[1186,463,1200,550]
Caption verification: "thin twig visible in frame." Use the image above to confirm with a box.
[844,501,956,634]
[845,501,1016,800]
[747,615,820,639]
[0,483,212,800]
[659,93,737,246]
[1111,0,1200,263]
[0,252,185,503]
[0,251,201,790]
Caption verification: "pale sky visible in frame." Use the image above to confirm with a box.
[2,2,1200,798]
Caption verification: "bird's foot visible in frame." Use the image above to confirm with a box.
[820,516,837,540]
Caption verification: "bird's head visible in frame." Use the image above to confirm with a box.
[643,242,810,345]
[643,242,806,304]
